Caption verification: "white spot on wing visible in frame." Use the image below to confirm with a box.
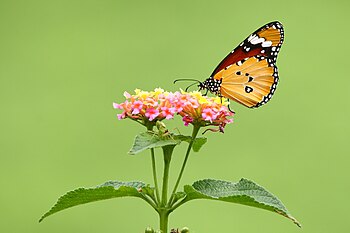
[251,37,265,45]
[262,40,272,47]
[247,34,255,42]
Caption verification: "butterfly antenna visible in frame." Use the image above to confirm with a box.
[185,82,200,92]
[173,78,201,84]
[173,79,202,92]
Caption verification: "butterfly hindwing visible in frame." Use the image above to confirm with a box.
[216,57,278,108]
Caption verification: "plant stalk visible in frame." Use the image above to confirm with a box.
[161,145,174,207]
[159,145,175,232]
[159,209,169,233]
[169,125,200,204]
[151,148,161,204]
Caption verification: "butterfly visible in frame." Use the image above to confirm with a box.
[175,21,284,108]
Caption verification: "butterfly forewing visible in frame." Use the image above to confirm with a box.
[207,21,284,108]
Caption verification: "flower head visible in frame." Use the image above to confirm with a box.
[113,88,234,132]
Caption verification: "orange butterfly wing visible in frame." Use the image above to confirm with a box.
[215,57,277,108]
[204,21,284,108]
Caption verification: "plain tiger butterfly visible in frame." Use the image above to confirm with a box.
[175,21,284,108]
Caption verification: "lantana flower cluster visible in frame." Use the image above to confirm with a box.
[113,88,234,132]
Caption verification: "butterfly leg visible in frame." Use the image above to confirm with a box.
[217,93,223,103]
[227,103,235,114]
[219,94,226,104]
[202,89,208,96]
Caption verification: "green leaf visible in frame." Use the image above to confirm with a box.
[39,181,146,222]
[128,132,207,155]
[192,137,207,152]
[129,132,181,155]
[172,134,191,142]
[172,191,186,204]
[183,178,300,227]
[141,185,157,202]
[173,135,207,152]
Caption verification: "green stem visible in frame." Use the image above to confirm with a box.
[170,195,187,212]
[169,125,200,205]
[159,209,169,233]
[151,148,161,204]
[159,145,174,232]
[161,145,174,207]
[140,195,158,211]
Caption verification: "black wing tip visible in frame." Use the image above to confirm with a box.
[260,21,284,31]
[267,20,283,26]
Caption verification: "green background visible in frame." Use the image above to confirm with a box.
[1,0,349,232]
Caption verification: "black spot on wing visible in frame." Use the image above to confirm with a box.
[245,86,253,93]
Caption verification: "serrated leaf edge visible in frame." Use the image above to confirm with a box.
[39,181,146,222]
[186,178,301,227]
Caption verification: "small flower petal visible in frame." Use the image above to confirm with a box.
[145,108,160,121]
[182,115,193,126]
[113,102,122,109]
[123,91,131,99]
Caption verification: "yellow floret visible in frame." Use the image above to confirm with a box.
[198,96,209,104]
[189,91,203,99]
[134,89,141,95]
[154,87,164,95]
[212,96,229,106]
[136,90,150,99]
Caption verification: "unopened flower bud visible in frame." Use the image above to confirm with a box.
[181,227,190,233]
[145,226,154,233]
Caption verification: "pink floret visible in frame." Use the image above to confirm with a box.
[145,108,160,121]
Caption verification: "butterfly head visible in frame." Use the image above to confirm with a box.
[198,81,207,91]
